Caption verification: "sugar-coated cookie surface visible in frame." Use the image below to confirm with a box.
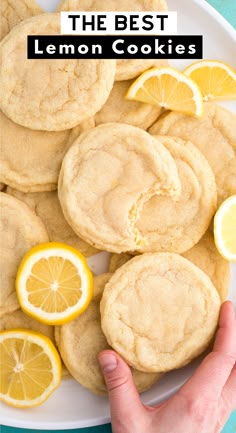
[7,188,99,257]
[0,111,94,192]
[0,309,55,344]
[0,0,43,41]
[57,274,162,394]
[183,230,230,302]
[58,123,181,253]
[0,14,116,131]
[101,253,221,372]
[57,0,168,81]
[57,0,167,12]
[149,103,236,204]
[109,253,133,273]
[137,136,217,253]
[95,80,162,130]
[0,193,48,317]
[109,231,230,302]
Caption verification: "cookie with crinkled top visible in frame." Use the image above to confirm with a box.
[57,274,163,394]
[95,80,162,130]
[149,103,236,204]
[56,0,168,81]
[182,230,230,302]
[0,0,43,41]
[109,231,230,302]
[0,14,116,131]
[58,123,181,253]
[0,309,55,343]
[7,187,99,257]
[101,253,221,373]
[109,253,133,273]
[136,135,217,254]
[0,192,48,317]
[0,110,94,192]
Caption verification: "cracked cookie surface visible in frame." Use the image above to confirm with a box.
[137,136,217,254]
[0,193,48,317]
[109,231,230,302]
[0,14,116,131]
[182,230,230,302]
[100,253,221,372]
[95,80,162,130]
[149,103,236,204]
[57,274,162,394]
[109,252,133,273]
[0,309,55,343]
[56,0,168,81]
[58,123,180,253]
[0,0,43,41]
[0,110,94,192]
[7,188,99,257]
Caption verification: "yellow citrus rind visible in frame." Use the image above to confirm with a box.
[0,329,61,408]
[126,66,204,117]
[16,242,93,325]
[214,195,236,262]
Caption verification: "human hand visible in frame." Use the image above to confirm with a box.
[98,301,236,433]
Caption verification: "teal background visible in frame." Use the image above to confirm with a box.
[1,1,236,433]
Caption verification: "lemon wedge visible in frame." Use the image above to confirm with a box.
[214,195,236,262]
[126,67,203,117]
[16,242,93,325]
[184,60,236,101]
[0,329,61,408]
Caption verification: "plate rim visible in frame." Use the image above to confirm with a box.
[192,0,236,41]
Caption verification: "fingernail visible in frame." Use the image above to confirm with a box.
[99,354,118,373]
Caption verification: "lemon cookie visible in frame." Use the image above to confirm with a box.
[7,188,99,257]
[54,273,111,381]
[149,103,236,204]
[115,59,168,82]
[57,0,167,12]
[101,253,221,373]
[57,274,162,394]
[183,230,230,302]
[0,111,94,192]
[95,80,162,129]
[137,136,217,254]
[0,14,116,131]
[0,193,48,317]
[57,0,168,81]
[0,309,55,343]
[0,0,43,41]
[109,253,132,273]
[58,123,180,253]
[54,328,72,380]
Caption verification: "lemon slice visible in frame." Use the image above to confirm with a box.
[126,67,203,117]
[214,195,236,262]
[184,60,236,101]
[0,329,61,408]
[16,242,93,325]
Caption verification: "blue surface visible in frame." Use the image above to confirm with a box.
[207,0,236,29]
[1,1,236,432]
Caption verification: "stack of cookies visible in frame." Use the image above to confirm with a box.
[0,0,235,395]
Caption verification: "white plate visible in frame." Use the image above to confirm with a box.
[1,0,236,429]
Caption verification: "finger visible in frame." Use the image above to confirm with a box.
[213,302,236,353]
[179,302,236,402]
[222,365,236,411]
[98,350,145,428]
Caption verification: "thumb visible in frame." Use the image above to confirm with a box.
[98,350,144,427]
